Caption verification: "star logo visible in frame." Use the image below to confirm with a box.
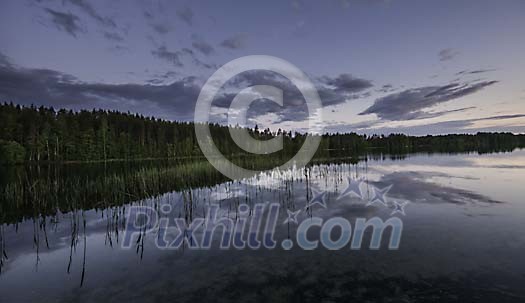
[338,177,363,200]
[283,209,301,224]
[390,200,409,216]
[306,188,327,209]
[366,185,392,207]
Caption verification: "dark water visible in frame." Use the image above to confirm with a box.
[1,150,525,302]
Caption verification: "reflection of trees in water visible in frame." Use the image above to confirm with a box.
[0,158,381,284]
[0,225,7,274]
[0,160,228,224]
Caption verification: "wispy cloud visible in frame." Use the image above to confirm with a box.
[176,6,194,26]
[360,81,498,121]
[455,69,497,76]
[220,34,247,49]
[438,48,460,61]
[44,8,83,37]
[103,31,124,42]
[151,46,183,67]
[326,114,525,135]
[151,23,172,35]
[192,40,215,56]
[64,0,116,28]
[319,74,373,93]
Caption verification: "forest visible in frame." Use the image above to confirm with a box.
[1,102,524,164]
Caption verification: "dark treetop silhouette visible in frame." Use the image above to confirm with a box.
[1,103,524,164]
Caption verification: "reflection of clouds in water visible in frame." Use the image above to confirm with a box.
[467,150,525,168]
[372,171,504,205]
[369,166,480,181]
[2,208,118,262]
[209,185,244,202]
[370,149,525,170]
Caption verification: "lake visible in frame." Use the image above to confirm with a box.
[1,150,525,302]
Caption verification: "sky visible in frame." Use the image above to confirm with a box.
[0,0,524,135]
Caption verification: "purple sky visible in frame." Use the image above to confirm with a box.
[0,0,524,135]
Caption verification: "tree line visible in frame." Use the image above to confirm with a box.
[0,102,524,164]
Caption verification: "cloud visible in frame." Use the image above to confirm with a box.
[378,115,525,135]
[192,40,215,56]
[110,45,129,53]
[360,81,498,121]
[149,41,216,71]
[181,48,194,55]
[143,7,173,34]
[211,71,373,123]
[150,23,171,35]
[438,48,460,61]
[0,52,12,68]
[64,0,116,28]
[151,46,183,67]
[176,6,194,26]
[44,8,83,37]
[0,58,201,120]
[376,84,396,93]
[455,69,497,76]
[476,114,525,121]
[146,71,179,85]
[191,57,216,70]
[319,74,373,93]
[220,34,246,49]
[103,31,124,42]
[143,11,153,20]
[331,114,525,135]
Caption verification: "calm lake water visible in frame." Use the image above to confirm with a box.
[1,150,525,302]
